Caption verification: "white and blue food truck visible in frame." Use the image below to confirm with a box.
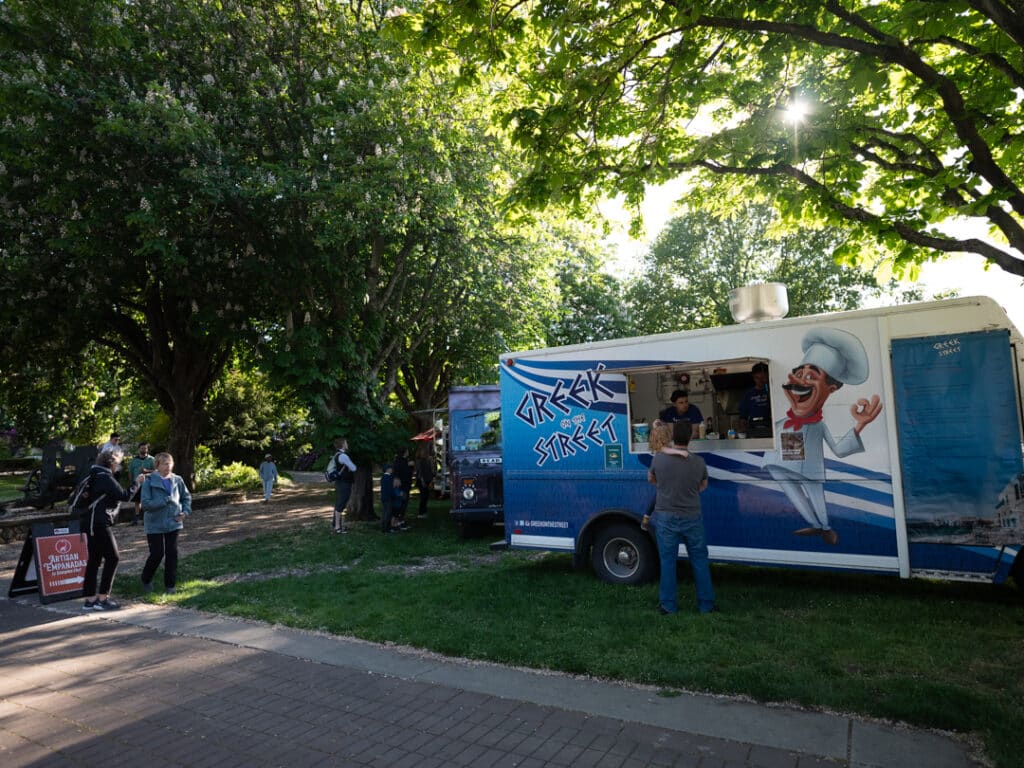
[498,291,1024,586]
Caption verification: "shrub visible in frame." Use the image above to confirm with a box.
[195,461,260,493]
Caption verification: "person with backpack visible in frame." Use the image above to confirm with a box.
[328,437,356,534]
[78,448,145,611]
[140,452,191,594]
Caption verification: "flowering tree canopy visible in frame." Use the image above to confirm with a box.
[0,0,556,480]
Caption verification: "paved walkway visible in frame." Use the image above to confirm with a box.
[0,595,978,768]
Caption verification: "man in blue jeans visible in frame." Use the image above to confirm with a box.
[648,420,716,614]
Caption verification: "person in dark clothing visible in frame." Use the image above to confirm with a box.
[414,447,435,518]
[658,389,703,439]
[380,464,404,533]
[78,448,144,611]
[391,447,413,524]
[648,420,715,615]
[330,437,357,534]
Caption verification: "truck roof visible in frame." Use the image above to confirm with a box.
[500,295,1016,362]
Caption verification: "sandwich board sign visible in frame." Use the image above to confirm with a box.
[8,521,88,603]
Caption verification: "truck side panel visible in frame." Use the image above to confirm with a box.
[500,301,1022,583]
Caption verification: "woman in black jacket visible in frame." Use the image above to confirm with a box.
[79,448,143,611]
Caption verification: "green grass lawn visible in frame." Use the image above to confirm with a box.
[0,473,28,501]
[118,499,1024,768]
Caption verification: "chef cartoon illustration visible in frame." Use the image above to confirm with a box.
[765,328,882,545]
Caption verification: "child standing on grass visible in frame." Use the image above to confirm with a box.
[380,465,405,533]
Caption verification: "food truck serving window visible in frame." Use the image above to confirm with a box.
[610,357,774,452]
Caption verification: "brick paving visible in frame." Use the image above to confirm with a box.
[0,600,844,768]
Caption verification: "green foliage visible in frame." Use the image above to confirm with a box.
[201,364,310,468]
[628,204,887,333]
[417,1,1024,279]
[194,461,260,493]
[0,345,121,448]
[191,445,218,488]
[541,217,635,346]
[3,0,548,481]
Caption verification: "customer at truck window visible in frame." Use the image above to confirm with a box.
[738,362,772,435]
[648,420,715,615]
[658,389,703,439]
[640,421,675,530]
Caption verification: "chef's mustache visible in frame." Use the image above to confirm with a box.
[781,383,806,391]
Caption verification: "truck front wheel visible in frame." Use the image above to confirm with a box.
[591,523,656,585]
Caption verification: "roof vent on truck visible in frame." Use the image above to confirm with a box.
[729,283,789,323]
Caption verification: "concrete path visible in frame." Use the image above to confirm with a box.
[0,596,979,768]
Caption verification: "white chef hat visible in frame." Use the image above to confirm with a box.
[799,328,869,385]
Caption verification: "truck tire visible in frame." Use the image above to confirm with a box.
[591,523,656,585]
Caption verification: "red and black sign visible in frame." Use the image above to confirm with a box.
[8,521,88,604]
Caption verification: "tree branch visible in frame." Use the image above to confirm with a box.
[683,158,1024,277]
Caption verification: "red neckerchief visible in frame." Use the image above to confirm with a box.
[783,409,823,431]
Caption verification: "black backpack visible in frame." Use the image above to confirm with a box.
[67,475,92,511]
[325,451,353,482]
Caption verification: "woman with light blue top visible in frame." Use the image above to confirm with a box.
[140,452,192,594]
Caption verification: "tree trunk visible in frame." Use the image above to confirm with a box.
[166,401,202,490]
[347,467,377,521]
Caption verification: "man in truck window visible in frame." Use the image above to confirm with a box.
[765,328,882,546]
[738,362,772,437]
[659,389,703,439]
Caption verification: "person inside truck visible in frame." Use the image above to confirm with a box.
[658,390,703,439]
[738,362,772,437]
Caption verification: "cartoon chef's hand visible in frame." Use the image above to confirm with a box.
[851,395,882,434]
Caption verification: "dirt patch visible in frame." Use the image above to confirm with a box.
[0,485,337,577]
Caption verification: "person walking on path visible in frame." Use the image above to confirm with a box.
[127,442,156,524]
[414,446,435,518]
[78,448,144,611]
[258,454,278,502]
[140,452,192,595]
[330,438,357,534]
[648,420,716,615]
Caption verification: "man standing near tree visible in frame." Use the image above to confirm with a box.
[127,442,156,525]
[330,437,357,534]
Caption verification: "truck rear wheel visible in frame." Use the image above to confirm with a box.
[591,523,656,585]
